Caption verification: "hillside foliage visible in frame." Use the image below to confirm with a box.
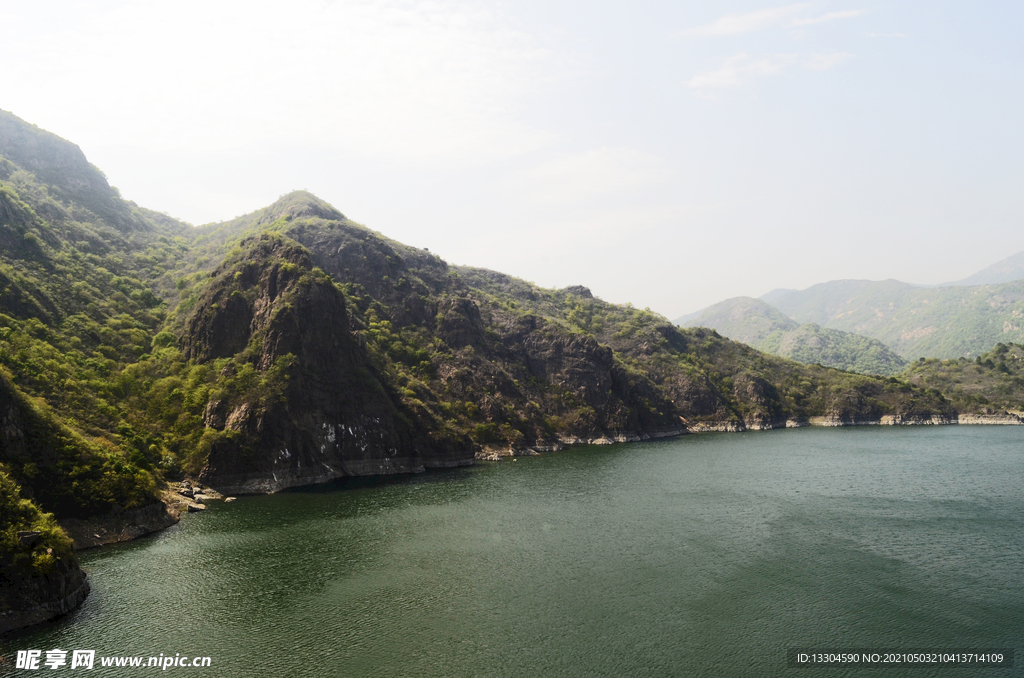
[904,343,1024,413]
[766,279,1024,359]
[678,296,908,375]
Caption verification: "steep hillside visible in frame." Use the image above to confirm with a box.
[0,111,183,630]
[759,323,908,376]
[676,297,907,375]
[453,269,949,429]
[181,233,467,493]
[0,111,193,519]
[764,279,1024,359]
[904,342,1024,413]
[678,296,798,345]
[0,468,89,634]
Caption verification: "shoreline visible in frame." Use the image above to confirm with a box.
[688,412,1023,433]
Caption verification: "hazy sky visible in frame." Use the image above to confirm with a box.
[3,1,1022,318]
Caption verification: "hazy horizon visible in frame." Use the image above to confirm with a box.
[4,0,1022,318]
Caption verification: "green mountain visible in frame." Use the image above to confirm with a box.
[764,279,1024,359]
[942,250,1024,286]
[678,297,908,376]
[678,296,797,345]
[0,109,1017,631]
[905,342,1024,413]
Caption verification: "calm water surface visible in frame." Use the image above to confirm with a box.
[3,427,1022,677]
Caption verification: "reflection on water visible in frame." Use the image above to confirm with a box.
[3,427,1022,677]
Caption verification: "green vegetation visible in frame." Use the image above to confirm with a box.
[453,272,945,426]
[677,296,908,375]
[765,279,1024,359]
[904,343,1024,413]
[0,469,74,578]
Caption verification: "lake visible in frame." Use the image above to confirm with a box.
[3,426,1022,676]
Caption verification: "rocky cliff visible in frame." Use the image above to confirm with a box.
[179,229,690,493]
[0,464,90,634]
[0,555,90,635]
[182,234,470,494]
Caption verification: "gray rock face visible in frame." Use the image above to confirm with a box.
[17,530,42,548]
[564,285,593,299]
[0,557,90,635]
[188,235,472,495]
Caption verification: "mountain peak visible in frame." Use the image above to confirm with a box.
[0,109,128,227]
[943,250,1024,286]
[260,190,345,224]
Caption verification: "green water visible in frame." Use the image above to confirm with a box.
[3,427,1022,677]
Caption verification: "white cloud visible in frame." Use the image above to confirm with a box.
[792,10,865,26]
[865,32,906,38]
[681,4,811,37]
[687,52,852,91]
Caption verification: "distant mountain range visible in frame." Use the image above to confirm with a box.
[677,254,1024,370]
[679,297,908,375]
[941,250,1024,286]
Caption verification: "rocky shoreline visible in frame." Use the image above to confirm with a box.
[0,557,90,636]
[59,501,181,551]
[475,426,691,461]
[688,411,1022,433]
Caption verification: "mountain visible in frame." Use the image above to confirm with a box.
[942,250,1024,286]
[905,342,1024,414]
[679,297,797,345]
[762,279,1024,359]
[1,110,1018,631]
[677,297,908,376]
[759,288,798,305]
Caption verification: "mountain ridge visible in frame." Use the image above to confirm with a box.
[676,296,909,375]
[941,250,1024,287]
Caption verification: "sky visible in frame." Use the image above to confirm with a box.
[2,0,1023,319]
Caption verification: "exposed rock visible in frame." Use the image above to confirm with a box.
[956,413,1023,425]
[436,297,485,348]
[59,502,179,550]
[185,234,470,495]
[17,531,42,548]
[564,285,593,299]
[0,556,90,635]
